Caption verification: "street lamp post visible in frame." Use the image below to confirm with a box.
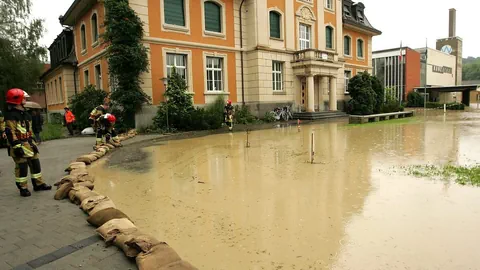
[161,77,169,133]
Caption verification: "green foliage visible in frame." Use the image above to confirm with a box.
[69,85,108,129]
[380,87,403,113]
[104,0,150,128]
[0,0,47,109]
[41,123,64,141]
[462,57,480,81]
[370,75,384,113]
[347,72,376,115]
[234,105,257,124]
[263,111,276,123]
[405,164,480,187]
[424,102,464,110]
[407,91,425,107]
[49,113,63,125]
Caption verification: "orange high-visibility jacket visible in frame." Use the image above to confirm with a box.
[65,111,76,124]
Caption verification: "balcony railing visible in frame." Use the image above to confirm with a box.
[293,49,335,62]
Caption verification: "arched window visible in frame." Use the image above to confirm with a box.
[344,36,351,56]
[326,26,334,49]
[269,11,281,39]
[204,1,222,33]
[357,39,364,58]
[91,13,98,43]
[80,24,86,51]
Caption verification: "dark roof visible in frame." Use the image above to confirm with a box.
[60,0,96,26]
[343,0,382,35]
[373,47,416,54]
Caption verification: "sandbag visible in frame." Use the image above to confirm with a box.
[76,155,96,165]
[68,189,76,202]
[90,200,116,216]
[112,230,160,258]
[111,142,122,148]
[156,261,197,270]
[70,168,90,177]
[87,208,130,227]
[80,195,107,213]
[96,218,137,240]
[90,151,104,159]
[136,243,184,270]
[74,189,100,205]
[65,162,87,172]
[54,181,74,200]
[105,144,115,149]
[75,181,94,190]
[69,186,91,204]
[56,173,94,187]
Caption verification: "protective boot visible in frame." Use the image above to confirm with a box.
[20,188,32,197]
[33,183,52,191]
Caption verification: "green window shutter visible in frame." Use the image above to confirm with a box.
[344,36,350,55]
[205,2,221,33]
[326,27,333,49]
[358,40,364,57]
[270,12,281,38]
[165,0,185,26]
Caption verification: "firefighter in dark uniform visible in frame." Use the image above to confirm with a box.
[89,99,110,146]
[4,88,52,197]
[224,100,234,131]
[98,113,119,144]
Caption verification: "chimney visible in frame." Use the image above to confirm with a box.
[449,8,456,37]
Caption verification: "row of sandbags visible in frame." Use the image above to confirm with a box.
[53,131,197,270]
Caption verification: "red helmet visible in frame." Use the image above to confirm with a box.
[6,88,25,105]
[227,100,232,105]
[106,113,116,124]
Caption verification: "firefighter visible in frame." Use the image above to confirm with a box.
[4,88,51,197]
[98,113,119,144]
[224,100,234,131]
[89,99,110,146]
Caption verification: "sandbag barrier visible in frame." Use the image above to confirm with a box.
[53,130,198,270]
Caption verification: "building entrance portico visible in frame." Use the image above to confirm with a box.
[293,49,343,112]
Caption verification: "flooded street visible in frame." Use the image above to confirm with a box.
[90,110,480,270]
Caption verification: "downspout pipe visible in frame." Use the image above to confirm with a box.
[239,0,246,106]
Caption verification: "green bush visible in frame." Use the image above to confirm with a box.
[49,113,64,125]
[407,91,425,107]
[370,75,384,113]
[234,105,257,124]
[263,111,276,123]
[347,72,376,115]
[41,123,64,141]
[380,87,404,113]
[425,102,465,110]
[69,85,108,130]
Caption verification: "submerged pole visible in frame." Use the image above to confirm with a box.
[246,129,251,148]
[310,131,315,164]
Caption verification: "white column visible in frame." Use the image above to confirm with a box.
[307,75,315,112]
[320,76,328,111]
[336,0,343,57]
[329,76,337,111]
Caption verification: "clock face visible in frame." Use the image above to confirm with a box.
[441,45,453,54]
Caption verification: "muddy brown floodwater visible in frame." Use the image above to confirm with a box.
[90,110,480,270]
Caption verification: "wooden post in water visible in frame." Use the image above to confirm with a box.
[310,131,315,164]
[246,129,251,148]
[444,104,446,113]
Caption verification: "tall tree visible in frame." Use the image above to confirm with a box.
[0,0,46,109]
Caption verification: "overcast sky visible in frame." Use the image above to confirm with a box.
[32,0,479,58]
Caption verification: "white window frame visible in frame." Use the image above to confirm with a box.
[59,76,64,103]
[202,52,229,95]
[272,61,284,91]
[54,79,58,104]
[91,11,99,47]
[357,38,365,60]
[162,47,194,93]
[205,56,224,92]
[160,0,191,34]
[325,0,334,12]
[295,6,316,51]
[344,69,352,94]
[299,23,312,50]
[201,0,226,39]
[166,53,188,83]
[344,34,352,57]
[83,69,90,88]
[80,22,87,54]
[94,63,102,89]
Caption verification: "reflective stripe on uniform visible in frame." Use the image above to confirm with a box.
[22,146,34,157]
[16,177,28,183]
[16,123,27,134]
[31,173,42,179]
[96,138,102,142]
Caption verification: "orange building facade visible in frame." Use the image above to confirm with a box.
[44,0,380,126]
